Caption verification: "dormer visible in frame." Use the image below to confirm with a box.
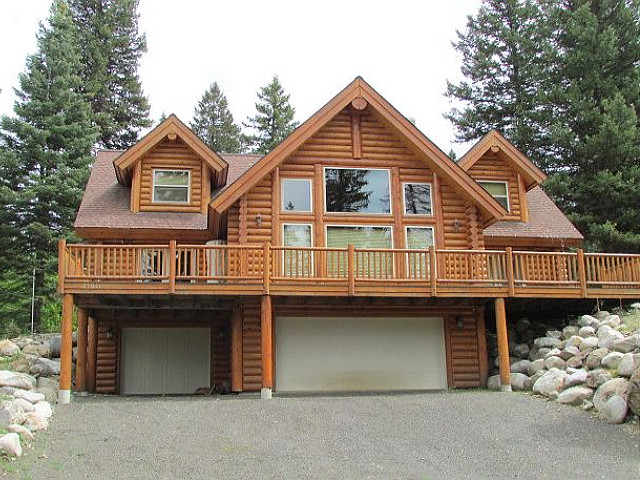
[113,115,228,214]
[458,130,546,223]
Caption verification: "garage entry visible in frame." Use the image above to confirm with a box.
[120,328,210,395]
[275,317,447,392]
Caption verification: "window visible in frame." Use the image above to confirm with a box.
[153,169,190,203]
[282,224,313,277]
[405,226,435,249]
[326,225,393,277]
[478,181,509,211]
[403,183,432,215]
[324,168,390,214]
[281,178,312,212]
[405,227,435,279]
[326,225,393,249]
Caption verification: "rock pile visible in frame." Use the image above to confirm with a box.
[487,304,640,425]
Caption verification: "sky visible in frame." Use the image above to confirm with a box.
[0,0,483,156]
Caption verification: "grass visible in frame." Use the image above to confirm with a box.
[0,353,21,371]
[619,310,640,335]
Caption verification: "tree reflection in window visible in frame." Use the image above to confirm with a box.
[325,168,390,213]
[404,183,432,215]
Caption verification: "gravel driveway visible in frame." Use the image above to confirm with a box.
[4,391,639,480]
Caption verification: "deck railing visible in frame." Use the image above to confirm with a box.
[58,240,640,298]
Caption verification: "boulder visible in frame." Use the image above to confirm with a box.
[532,368,567,398]
[585,348,609,370]
[11,337,32,350]
[557,386,594,405]
[510,373,531,391]
[7,424,33,444]
[566,356,583,369]
[512,344,530,358]
[535,337,562,349]
[0,371,36,390]
[565,336,583,349]
[529,369,547,387]
[578,326,596,338]
[0,401,25,428]
[487,375,501,391]
[36,375,59,391]
[30,358,60,377]
[531,347,551,360]
[618,353,640,378]
[22,342,51,358]
[578,315,599,328]
[599,394,628,424]
[593,378,629,412]
[565,370,589,388]
[544,348,563,359]
[0,340,20,357]
[612,335,640,354]
[562,326,579,340]
[597,326,624,349]
[33,401,52,419]
[586,369,614,389]
[600,314,621,328]
[528,359,546,376]
[0,433,22,457]
[12,398,34,413]
[12,389,45,404]
[546,330,563,339]
[601,351,624,370]
[559,346,580,361]
[628,368,640,416]
[510,360,531,375]
[515,317,531,334]
[23,411,48,431]
[593,311,610,321]
[544,356,566,370]
[579,336,599,351]
[48,335,61,358]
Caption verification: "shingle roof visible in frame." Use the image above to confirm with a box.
[484,187,583,243]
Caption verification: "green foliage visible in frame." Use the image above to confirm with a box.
[68,0,151,149]
[244,76,299,154]
[191,82,242,153]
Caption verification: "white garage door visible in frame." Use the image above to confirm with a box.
[275,317,447,392]
[121,328,210,395]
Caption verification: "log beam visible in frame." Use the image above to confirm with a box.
[59,293,74,404]
[75,308,88,392]
[87,316,98,393]
[260,295,273,399]
[494,298,512,392]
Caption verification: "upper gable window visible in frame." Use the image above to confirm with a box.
[478,181,509,212]
[403,183,432,215]
[152,169,190,203]
[324,168,391,214]
[282,178,312,212]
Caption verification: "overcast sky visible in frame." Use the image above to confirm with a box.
[0,0,482,156]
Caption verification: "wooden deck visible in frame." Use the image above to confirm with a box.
[58,241,640,299]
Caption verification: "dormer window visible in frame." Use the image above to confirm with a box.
[152,169,190,204]
[478,181,509,212]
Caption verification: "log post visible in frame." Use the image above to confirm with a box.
[168,240,176,293]
[75,308,88,392]
[577,249,587,298]
[429,246,437,296]
[57,238,66,294]
[505,247,515,297]
[263,243,271,294]
[260,295,273,399]
[87,316,97,393]
[59,293,74,404]
[348,244,355,295]
[494,298,512,392]
[230,307,243,392]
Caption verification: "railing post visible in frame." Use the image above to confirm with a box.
[169,240,176,293]
[348,244,355,295]
[429,246,437,296]
[263,242,271,294]
[577,248,587,298]
[58,238,66,294]
[505,247,515,297]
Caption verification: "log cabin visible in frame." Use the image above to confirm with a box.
[57,77,640,403]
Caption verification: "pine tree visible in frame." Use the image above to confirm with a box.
[68,0,150,149]
[445,0,555,168]
[245,76,299,154]
[191,82,241,153]
[0,0,97,329]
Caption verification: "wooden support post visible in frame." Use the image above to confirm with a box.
[57,238,66,294]
[59,293,74,404]
[476,306,489,387]
[429,246,437,296]
[577,249,587,298]
[505,247,515,297]
[87,316,97,393]
[494,298,512,392]
[75,308,88,392]
[168,240,176,293]
[263,243,271,294]
[230,307,243,393]
[260,295,273,399]
[348,244,355,295]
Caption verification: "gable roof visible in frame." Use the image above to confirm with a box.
[209,77,508,223]
[458,130,546,189]
[113,114,228,186]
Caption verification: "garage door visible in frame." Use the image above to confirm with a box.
[121,328,210,395]
[275,317,447,392]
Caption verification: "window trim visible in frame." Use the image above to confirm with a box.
[323,166,392,216]
[281,178,313,213]
[281,223,314,277]
[477,180,510,212]
[402,182,434,216]
[324,224,395,249]
[152,168,191,204]
[404,225,436,249]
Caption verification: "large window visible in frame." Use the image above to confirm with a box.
[153,169,190,203]
[478,181,509,211]
[403,183,432,215]
[326,225,393,249]
[326,225,393,278]
[281,178,312,212]
[324,168,390,214]
[282,224,313,277]
[405,226,435,279]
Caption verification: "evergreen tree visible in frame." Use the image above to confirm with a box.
[245,76,299,154]
[0,0,97,329]
[68,0,150,149]
[190,82,242,153]
[445,0,555,168]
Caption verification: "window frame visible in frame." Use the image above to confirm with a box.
[323,166,392,216]
[324,224,395,249]
[404,225,436,249]
[281,178,313,213]
[403,225,435,279]
[281,223,314,277]
[477,180,510,212]
[402,182,434,216]
[152,168,191,204]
